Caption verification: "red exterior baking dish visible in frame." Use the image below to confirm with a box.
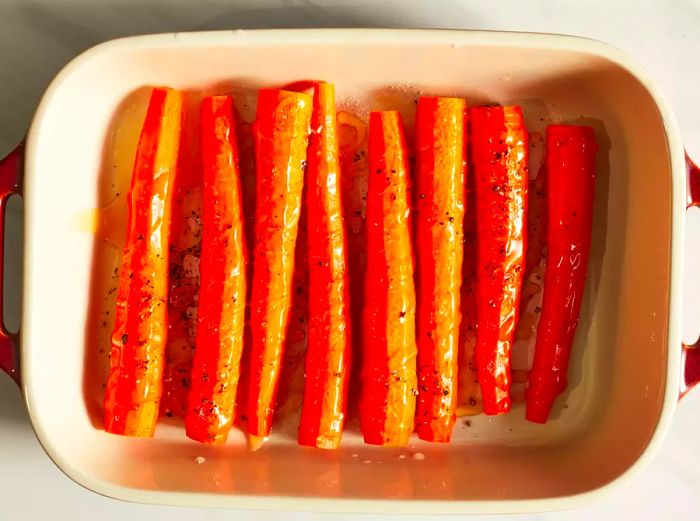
[0,29,697,514]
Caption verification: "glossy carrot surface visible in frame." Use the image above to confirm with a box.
[526,125,597,423]
[185,95,247,444]
[414,96,467,442]
[470,105,528,415]
[361,111,417,447]
[104,87,183,436]
[298,83,352,449]
[247,88,312,440]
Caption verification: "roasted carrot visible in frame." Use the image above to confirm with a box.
[470,105,528,416]
[298,83,352,449]
[414,96,467,442]
[360,111,417,446]
[104,87,183,436]
[247,88,312,443]
[526,125,597,423]
[185,95,247,444]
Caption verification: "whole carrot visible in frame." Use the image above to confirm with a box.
[298,82,352,449]
[414,96,467,442]
[247,88,312,445]
[470,105,528,415]
[360,111,417,447]
[185,95,247,444]
[104,87,183,436]
[526,125,598,423]
[456,168,482,417]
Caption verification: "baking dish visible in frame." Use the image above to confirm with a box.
[0,28,698,514]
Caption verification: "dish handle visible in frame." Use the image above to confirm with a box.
[683,154,700,397]
[0,143,23,386]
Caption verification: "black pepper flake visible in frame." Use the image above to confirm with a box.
[121,334,129,345]
[399,311,406,318]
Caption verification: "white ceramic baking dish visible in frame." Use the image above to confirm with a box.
[0,29,698,515]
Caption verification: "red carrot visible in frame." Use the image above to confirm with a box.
[360,110,417,447]
[247,88,312,446]
[298,82,352,449]
[470,105,528,415]
[414,96,467,442]
[526,125,598,423]
[185,95,247,444]
[104,87,183,436]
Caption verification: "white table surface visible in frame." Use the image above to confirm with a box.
[1,0,699,519]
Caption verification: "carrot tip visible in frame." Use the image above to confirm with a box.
[247,434,269,451]
[525,397,555,424]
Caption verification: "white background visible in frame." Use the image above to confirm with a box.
[0,0,699,519]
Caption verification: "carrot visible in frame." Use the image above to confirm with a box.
[104,87,183,436]
[247,88,312,444]
[470,105,529,415]
[185,95,247,444]
[526,125,598,423]
[360,111,417,447]
[298,83,352,449]
[414,96,467,442]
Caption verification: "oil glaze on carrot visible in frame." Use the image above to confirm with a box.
[360,110,417,447]
[185,95,247,444]
[470,105,528,416]
[298,83,352,449]
[247,88,312,445]
[526,125,597,423]
[414,96,467,442]
[104,87,183,437]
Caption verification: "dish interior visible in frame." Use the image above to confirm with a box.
[24,31,672,503]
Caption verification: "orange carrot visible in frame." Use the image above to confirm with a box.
[470,105,529,415]
[247,88,312,443]
[104,87,183,436]
[298,82,352,449]
[414,96,467,442]
[360,111,417,447]
[185,95,247,444]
